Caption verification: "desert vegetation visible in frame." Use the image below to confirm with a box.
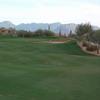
[0,27,56,38]
[75,23,100,55]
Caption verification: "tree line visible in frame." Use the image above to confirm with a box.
[0,28,56,37]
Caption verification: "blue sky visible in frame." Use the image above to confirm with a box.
[0,0,100,26]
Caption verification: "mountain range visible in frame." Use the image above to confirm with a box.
[0,21,99,35]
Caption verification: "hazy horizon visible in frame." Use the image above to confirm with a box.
[0,0,100,26]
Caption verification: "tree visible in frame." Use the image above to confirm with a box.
[76,23,93,37]
[89,30,100,43]
[89,30,100,54]
[59,28,62,37]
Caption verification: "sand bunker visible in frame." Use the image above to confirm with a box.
[48,40,66,44]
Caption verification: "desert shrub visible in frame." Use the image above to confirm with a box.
[16,29,55,38]
[86,44,97,51]
[82,41,89,47]
[33,29,55,37]
[16,30,33,37]
[44,30,55,36]
[89,30,100,44]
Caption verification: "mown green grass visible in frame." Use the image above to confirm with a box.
[0,37,100,100]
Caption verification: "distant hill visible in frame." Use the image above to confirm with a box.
[0,21,15,28]
[0,21,99,35]
[16,23,78,35]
